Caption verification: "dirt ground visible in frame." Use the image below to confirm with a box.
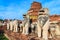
[4,30,60,40]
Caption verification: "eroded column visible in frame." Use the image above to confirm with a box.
[7,23,9,30]
[15,24,18,32]
[25,23,29,35]
[55,24,60,35]
[10,22,13,31]
[42,19,49,40]
[37,21,41,37]
[13,24,18,32]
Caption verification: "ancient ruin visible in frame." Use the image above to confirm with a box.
[5,1,60,40]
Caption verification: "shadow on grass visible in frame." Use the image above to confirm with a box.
[0,30,9,40]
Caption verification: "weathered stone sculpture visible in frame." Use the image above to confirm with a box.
[37,8,49,40]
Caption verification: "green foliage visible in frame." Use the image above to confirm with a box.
[0,34,9,40]
[0,19,3,21]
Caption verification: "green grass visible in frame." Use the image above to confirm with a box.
[0,34,9,40]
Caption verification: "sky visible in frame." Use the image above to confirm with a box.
[0,0,60,20]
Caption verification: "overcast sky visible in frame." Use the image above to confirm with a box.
[0,0,60,20]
